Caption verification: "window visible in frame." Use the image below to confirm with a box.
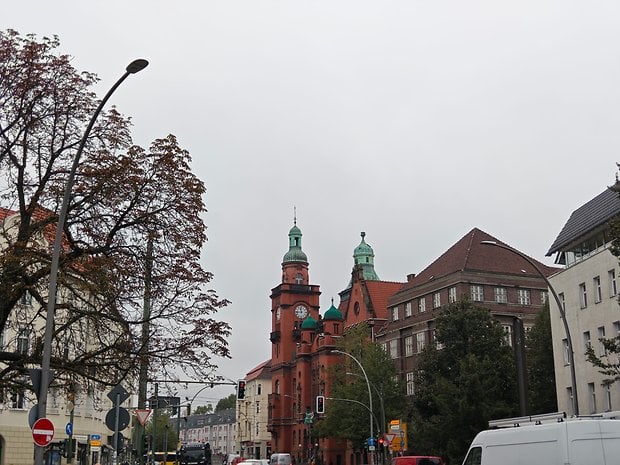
[418,297,426,313]
[10,387,25,409]
[609,270,618,297]
[588,383,597,414]
[495,287,507,304]
[540,291,548,305]
[257,384,262,395]
[566,387,574,417]
[559,292,566,310]
[604,383,613,411]
[502,325,513,347]
[463,447,482,465]
[388,339,398,359]
[381,342,387,354]
[20,291,32,306]
[404,301,412,317]
[562,339,570,365]
[614,321,620,337]
[579,283,588,309]
[416,332,426,353]
[470,285,483,302]
[0,328,4,351]
[594,276,602,303]
[16,327,30,355]
[391,306,399,321]
[448,287,457,303]
[295,273,303,284]
[583,331,591,350]
[598,326,606,356]
[406,372,415,396]
[432,329,444,350]
[432,292,441,309]
[517,289,531,305]
[404,336,414,356]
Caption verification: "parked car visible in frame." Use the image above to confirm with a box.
[244,459,269,465]
[391,456,445,465]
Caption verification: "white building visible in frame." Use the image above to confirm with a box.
[547,187,620,416]
[179,409,236,455]
[237,360,272,459]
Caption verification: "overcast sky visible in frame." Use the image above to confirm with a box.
[6,1,620,406]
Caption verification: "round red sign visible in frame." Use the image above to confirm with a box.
[32,417,55,447]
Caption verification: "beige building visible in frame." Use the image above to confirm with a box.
[0,208,133,465]
[547,187,620,416]
[237,360,272,459]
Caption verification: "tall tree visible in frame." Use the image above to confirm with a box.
[0,30,230,396]
[412,299,519,465]
[215,393,237,411]
[526,303,558,414]
[314,324,405,450]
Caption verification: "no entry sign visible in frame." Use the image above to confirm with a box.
[32,418,55,447]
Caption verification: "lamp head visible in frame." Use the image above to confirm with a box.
[126,59,149,74]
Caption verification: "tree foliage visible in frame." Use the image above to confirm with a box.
[314,324,405,449]
[411,300,519,465]
[0,30,230,397]
[525,303,558,414]
[193,404,214,415]
[215,393,237,411]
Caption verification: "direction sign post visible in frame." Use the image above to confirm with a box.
[32,418,55,447]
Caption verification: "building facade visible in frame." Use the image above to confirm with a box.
[377,228,557,414]
[0,207,129,465]
[237,361,272,459]
[179,409,237,456]
[267,224,403,465]
[546,187,620,416]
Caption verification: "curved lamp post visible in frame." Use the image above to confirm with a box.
[480,240,579,416]
[332,349,374,464]
[35,59,149,465]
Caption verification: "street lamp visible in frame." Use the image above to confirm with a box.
[35,59,149,465]
[480,240,579,416]
[346,372,385,436]
[331,349,374,464]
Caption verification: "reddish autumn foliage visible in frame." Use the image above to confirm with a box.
[0,30,230,392]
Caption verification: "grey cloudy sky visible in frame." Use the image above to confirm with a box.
[6,1,620,405]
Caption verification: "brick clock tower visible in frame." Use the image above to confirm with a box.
[268,221,321,454]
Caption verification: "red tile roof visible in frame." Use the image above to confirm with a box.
[364,281,405,318]
[401,228,558,290]
[245,359,272,381]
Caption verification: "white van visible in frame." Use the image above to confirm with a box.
[462,412,620,465]
[270,453,292,465]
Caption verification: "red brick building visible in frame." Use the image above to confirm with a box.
[267,226,403,465]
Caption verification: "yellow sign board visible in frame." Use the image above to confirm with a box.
[90,440,101,447]
[389,420,407,452]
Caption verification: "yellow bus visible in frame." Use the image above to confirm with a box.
[145,451,177,465]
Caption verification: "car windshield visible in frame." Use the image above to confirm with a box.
[184,449,205,459]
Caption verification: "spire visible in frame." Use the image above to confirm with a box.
[353,231,379,280]
[282,219,307,264]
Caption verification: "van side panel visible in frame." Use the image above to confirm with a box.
[567,420,620,465]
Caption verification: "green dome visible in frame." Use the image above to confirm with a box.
[352,232,379,281]
[323,304,343,321]
[283,222,308,263]
[301,315,317,329]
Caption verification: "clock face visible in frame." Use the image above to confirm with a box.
[294,305,308,319]
[276,306,281,321]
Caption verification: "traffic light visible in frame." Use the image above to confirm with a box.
[316,395,325,414]
[237,380,246,400]
[143,434,151,453]
[378,437,385,447]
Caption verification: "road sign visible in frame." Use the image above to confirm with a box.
[32,418,55,447]
[384,433,395,445]
[65,422,73,435]
[135,409,152,426]
[105,407,130,430]
[107,384,130,404]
